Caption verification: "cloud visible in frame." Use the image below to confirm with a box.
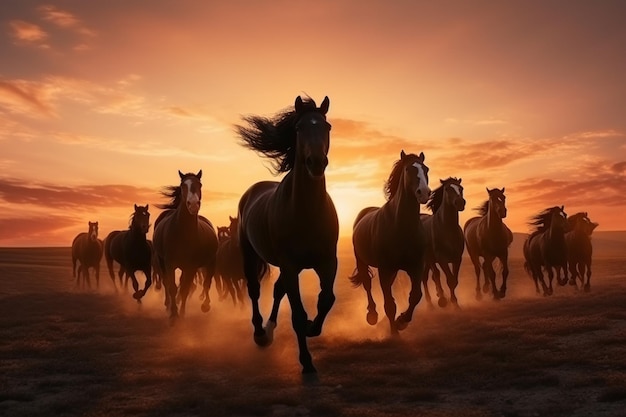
[0,215,78,245]
[0,78,56,117]
[37,5,96,37]
[8,20,48,44]
[445,117,508,126]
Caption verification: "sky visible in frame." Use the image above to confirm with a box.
[1,0,626,246]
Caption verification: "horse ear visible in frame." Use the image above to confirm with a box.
[229,215,234,222]
[400,150,406,159]
[178,170,184,179]
[197,170,202,179]
[146,204,149,211]
[561,205,564,210]
[418,152,425,162]
[134,204,138,210]
[501,187,506,193]
[319,96,330,115]
[459,178,462,183]
[585,211,588,217]
[295,96,304,112]
[486,187,490,192]
[440,179,445,184]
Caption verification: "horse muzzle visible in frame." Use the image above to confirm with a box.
[187,201,201,215]
[305,155,328,178]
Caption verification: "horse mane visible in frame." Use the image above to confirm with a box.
[155,185,181,210]
[566,212,587,228]
[474,200,490,216]
[426,177,460,212]
[235,96,321,174]
[383,153,421,201]
[528,207,560,233]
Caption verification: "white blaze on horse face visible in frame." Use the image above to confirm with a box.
[184,179,201,215]
[450,184,461,196]
[413,162,431,204]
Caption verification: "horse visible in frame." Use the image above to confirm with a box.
[215,216,247,306]
[463,188,513,301]
[236,95,338,374]
[420,177,466,308]
[565,212,598,292]
[152,170,219,322]
[523,206,569,296]
[103,204,152,300]
[350,150,431,336]
[71,221,103,289]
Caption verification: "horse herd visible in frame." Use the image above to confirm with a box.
[70,95,598,373]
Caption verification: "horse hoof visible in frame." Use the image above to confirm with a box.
[547,288,554,296]
[201,302,211,313]
[438,297,448,308]
[395,318,409,331]
[499,289,507,299]
[482,284,490,294]
[366,311,379,325]
[306,320,321,337]
[254,332,272,347]
[584,284,591,293]
[132,290,144,300]
[302,365,317,375]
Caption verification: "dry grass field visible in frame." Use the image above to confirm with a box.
[1,237,626,417]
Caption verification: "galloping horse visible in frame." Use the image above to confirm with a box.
[421,177,466,308]
[463,188,513,301]
[565,212,597,292]
[103,204,152,300]
[152,170,219,322]
[215,216,247,306]
[71,221,103,289]
[350,150,431,335]
[236,96,338,374]
[523,206,568,296]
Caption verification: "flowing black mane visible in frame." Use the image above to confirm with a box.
[475,200,490,216]
[383,153,421,200]
[155,173,198,210]
[235,96,323,174]
[426,177,460,212]
[528,206,562,233]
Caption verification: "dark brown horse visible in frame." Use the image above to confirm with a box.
[350,150,431,336]
[565,212,598,292]
[103,204,152,300]
[236,96,338,374]
[215,216,247,306]
[421,177,466,308]
[463,188,513,301]
[71,221,103,289]
[523,206,568,296]
[152,170,219,322]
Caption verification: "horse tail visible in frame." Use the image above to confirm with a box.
[348,257,373,288]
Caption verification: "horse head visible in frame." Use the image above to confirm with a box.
[217,226,231,242]
[132,204,151,234]
[550,205,568,231]
[443,177,465,211]
[228,215,239,238]
[178,170,203,216]
[400,150,430,204]
[294,96,331,179]
[487,187,508,219]
[88,221,99,241]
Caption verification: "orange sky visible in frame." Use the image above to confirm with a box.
[1,1,626,246]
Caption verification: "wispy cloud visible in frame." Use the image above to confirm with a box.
[37,5,96,37]
[0,78,56,116]
[8,20,48,45]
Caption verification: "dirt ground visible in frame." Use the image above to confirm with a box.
[1,246,626,417]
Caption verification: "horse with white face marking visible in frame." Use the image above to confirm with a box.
[71,221,104,289]
[421,177,466,308]
[350,150,431,336]
[152,170,218,322]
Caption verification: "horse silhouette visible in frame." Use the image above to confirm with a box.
[215,216,247,306]
[421,177,466,308]
[103,204,152,300]
[463,188,513,300]
[350,150,431,335]
[152,170,219,322]
[565,211,598,292]
[523,206,568,296]
[236,96,339,374]
[71,221,103,289]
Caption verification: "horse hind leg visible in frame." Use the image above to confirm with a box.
[282,270,316,374]
[440,261,459,307]
[240,234,270,346]
[396,267,424,331]
[128,271,142,302]
[468,253,483,301]
[431,264,448,308]
[421,267,434,309]
[378,268,399,336]
[349,255,378,325]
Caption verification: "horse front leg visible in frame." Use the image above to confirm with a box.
[482,258,499,300]
[396,266,424,330]
[546,266,554,295]
[178,270,196,318]
[378,268,399,336]
[430,264,447,308]
[499,255,509,298]
[308,256,338,337]
[282,269,316,374]
[421,265,434,309]
[163,267,178,323]
[439,261,459,308]
[469,253,483,301]
[265,275,286,344]
[201,263,215,313]
[241,237,269,347]
[584,261,592,292]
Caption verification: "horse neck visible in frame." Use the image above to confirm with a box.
[486,202,502,230]
[129,223,146,241]
[387,180,419,219]
[434,196,459,228]
[174,203,198,231]
[289,160,328,208]
[547,218,565,241]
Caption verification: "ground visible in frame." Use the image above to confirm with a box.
[1,246,626,417]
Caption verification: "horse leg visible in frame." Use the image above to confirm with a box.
[95,264,100,289]
[421,266,434,309]
[307,257,338,337]
[396,267,424,330]
[163,267,179,322]
[469,253,482,301]
[76,264,82,288]
[72,256,77,278]
[379,268,399,336]
[106,256,117,292]
[432,264,449,308]
[568,261,578,287]
[584,261,592,292]
[280,271,315,374]
[83,266,91,290]
[546,267,554,295]
[241,236,269,346]
[482,258,499,300]
[499,255,509,298]
[201,263,215,313]
[128,271,142,301]
[439,262,458,308]
[266,275,286,344]
[135,267,152,300]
